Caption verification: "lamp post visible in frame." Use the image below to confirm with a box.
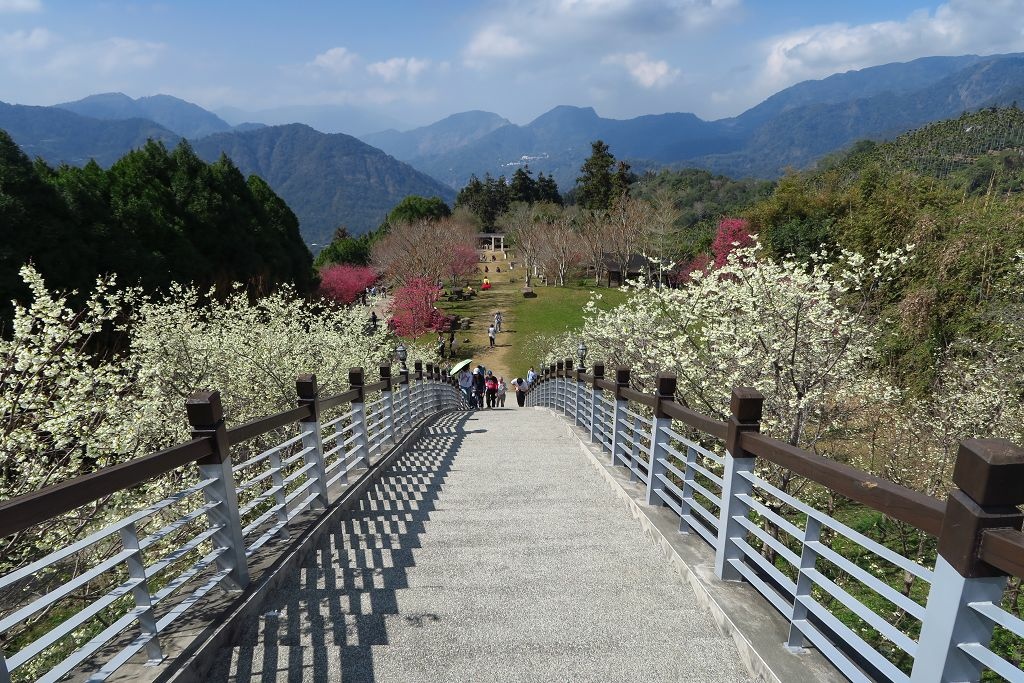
[577,341,588,371]
[396,343,408,371]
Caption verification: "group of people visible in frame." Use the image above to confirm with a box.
[451,364,538,409]
[457,365,507,409]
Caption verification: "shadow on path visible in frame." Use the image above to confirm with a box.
[212,412,474,682]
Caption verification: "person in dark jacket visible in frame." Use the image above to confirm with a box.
[473,366,486,409]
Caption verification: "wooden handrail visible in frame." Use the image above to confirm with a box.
[660,402,728,440]
[226,405,312,446]
[740,432,946,536]
[980,528,1024,578]
[0,437,214,538]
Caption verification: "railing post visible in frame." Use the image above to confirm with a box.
[609,367,630,467]
[348,368,369,467]
[713,387,763,582]
[426,363,436,414]
[787,516,822,650]
[590,363,604,447]
[549,364,556,408]
[399,366,411,430]
[413,360,424,421]
[186,390,250,590]
[645,373,676,506]
[911,439,1024,683]
[296,374,329,507]
[119,521,163,664]
[574,367,584,427]
[555,361,564,413]
[380,364,394,445]
[564,358,573,416]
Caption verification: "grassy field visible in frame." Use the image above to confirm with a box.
[435,255,629,381]
[502,284,628,378]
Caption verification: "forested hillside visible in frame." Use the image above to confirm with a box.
[0,131,312,320]
[739,107,1024,392]
[190,124,457,244]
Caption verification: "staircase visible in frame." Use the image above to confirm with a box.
[210,408,747,682]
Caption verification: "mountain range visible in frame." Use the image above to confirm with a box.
[0,99,453,244]
[364,53,1024,188]
[3,52,1024,247]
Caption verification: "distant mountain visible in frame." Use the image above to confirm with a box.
[217,104,409,137]
[395,52,1024,188]
[724,55,988,132]
[0,101,180,166]
[696,55,1024,177]
[190,124,456,245]
[55,92,233,138]
[406,105,737,190]
[361,110,511,160]
[1,104,453,244]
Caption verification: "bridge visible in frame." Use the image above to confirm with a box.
[1,360,1023,682]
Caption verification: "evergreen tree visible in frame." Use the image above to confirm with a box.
[575,140,617,210]
[508,166,537,204]
[536,172,563,205]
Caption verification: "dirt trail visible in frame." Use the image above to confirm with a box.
[455,250,522,382]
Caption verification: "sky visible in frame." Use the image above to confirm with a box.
[2,0,1024,130]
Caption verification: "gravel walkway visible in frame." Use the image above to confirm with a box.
[210,408,748,682]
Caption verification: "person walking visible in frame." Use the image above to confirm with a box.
[493,311,502,333]
[487,323,496,348]
[496,377,507,407]
[473,366,486,409]
[458,367,474,408]
[436,333,446,359]
[511,377,527,407]
[526,367,537,386]
[484,371,498,408]
[449,332,457,358]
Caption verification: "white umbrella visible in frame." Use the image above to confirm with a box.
[449,358,473,376]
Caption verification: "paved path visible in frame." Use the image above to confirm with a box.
[211,408,747,682]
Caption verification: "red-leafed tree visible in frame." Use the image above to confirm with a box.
[389,277,449,337]
[445,243,479,287]
[711,218,753,268]
[674,253,711,284]
[319,264,379,305]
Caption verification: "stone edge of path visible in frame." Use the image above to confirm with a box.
[541,408,844,683]
[143,409,462,683]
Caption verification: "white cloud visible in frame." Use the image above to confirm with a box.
[367,56,429,82]
[760,0,1024,91]
[42,37,164,75]
[0,0,41,12]
[310,46,359,75]
[0,27,53,53]
[464,25,533,66]
[463,0,740,67]
[603,51,679,87]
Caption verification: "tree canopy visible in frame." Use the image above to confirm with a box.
[0,133,313,321]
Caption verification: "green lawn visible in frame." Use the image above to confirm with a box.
[503,284,629,378]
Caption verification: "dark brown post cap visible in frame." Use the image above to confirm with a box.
[379,364,392,379]
[186,390,223,427]
[730,387,764,423]
[656,373,677,399]
[615,367,630,386]
[296,373,318,400]
[593,362,605,379]
[349,367,364,386]
[954,439,1024,507]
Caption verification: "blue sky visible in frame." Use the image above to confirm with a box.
[2,0,1024,129]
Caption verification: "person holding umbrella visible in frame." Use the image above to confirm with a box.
[453,359,474,408]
